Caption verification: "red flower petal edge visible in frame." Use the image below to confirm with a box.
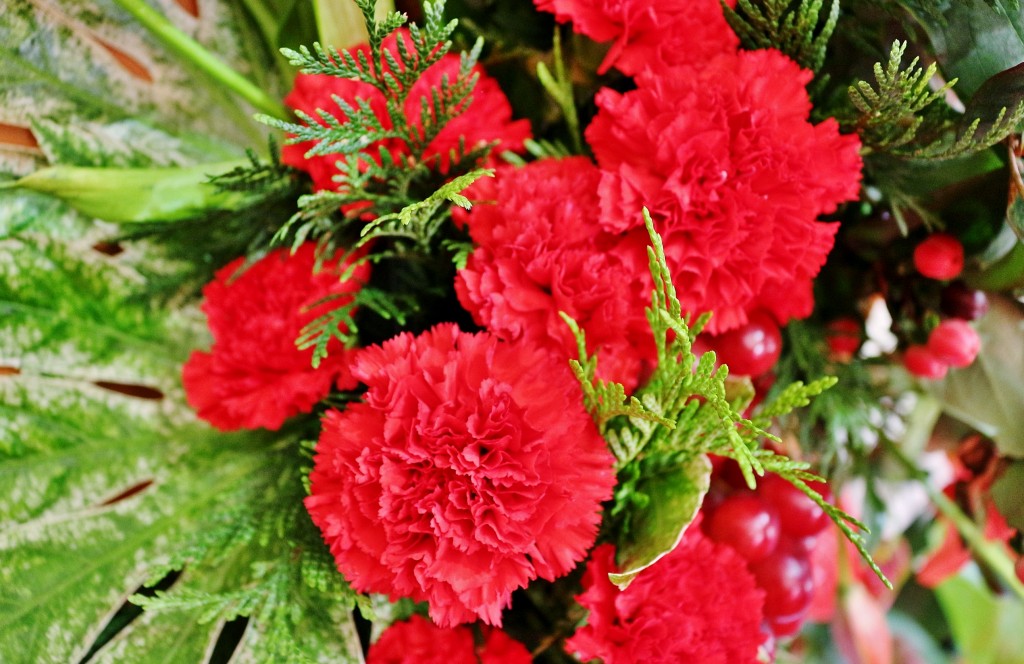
[566,527,765,664]
[367,614,531,664]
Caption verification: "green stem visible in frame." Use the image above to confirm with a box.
[109,0,289,120]
[885,437,1024,602]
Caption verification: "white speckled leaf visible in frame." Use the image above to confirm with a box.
[0,0,295,175]
[0,235,364,663]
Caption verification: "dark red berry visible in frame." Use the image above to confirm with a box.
[751,550,815,618]
[825,317,862,359]
[709,311,782,378]
[708,495,781,562]
[903,345,948,379]
[768,611,807,638]
[927,319,981,368]
[914,233,964,280]
[940,282,989,321]
[760,476,830,537]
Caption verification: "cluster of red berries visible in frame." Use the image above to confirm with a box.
[905,233,986,379]
[702,458,831,648]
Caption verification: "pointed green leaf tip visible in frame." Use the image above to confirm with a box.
[608,454,712,589]
[4,161,261,224]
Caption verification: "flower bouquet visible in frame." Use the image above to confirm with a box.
[2,0,1024,662]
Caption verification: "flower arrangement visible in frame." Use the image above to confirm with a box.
[2,0,1024,662]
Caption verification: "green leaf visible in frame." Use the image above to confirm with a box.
[0,234,364,662]
[3,160,274,224]
[990,460,1024,532]
[935,572,1024,664]
[0,0,288,175]
[957,63,1024,140]
[902,0,1024,98]
[929,295,1024,457]
[609,454,711,589]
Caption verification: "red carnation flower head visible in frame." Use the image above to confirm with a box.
[455,158,653,390]
[368,615,532,664]
[305,324,616,627]
[282,30,531,192]
[566,527,765,663]
[586,49,863,334]
[532,0,737,75]
[182,243,368,431]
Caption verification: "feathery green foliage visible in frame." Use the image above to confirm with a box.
[566,210,889,587]
[256,0,476,165]
[721,0,839,72]
[849,41,1024,159]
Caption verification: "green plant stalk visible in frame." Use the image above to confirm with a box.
[109,0,289,120]
[929,488,1024,602]
[886,438,1024,602]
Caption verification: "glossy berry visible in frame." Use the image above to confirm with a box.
[914,233,964,280]
[767,612,806,638]
[940,282,989,321]
[904,345,948,379]
[759,476,830,537]
[709,311,783,377]
[750,550,814,618]
[708,495,781,562]
[927,319,981,368]
[825,317,862,359]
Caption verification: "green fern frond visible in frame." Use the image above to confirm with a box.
[721,0,839,71]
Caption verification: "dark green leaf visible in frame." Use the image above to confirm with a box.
[609,455,711,589]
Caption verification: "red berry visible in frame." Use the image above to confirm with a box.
[1016,556,1024,585]
[768,611,807,638]
[940,282,989,321]
[708,495,781,562]
[903,345,948,379]
[760,476,830,537]
[751,550,815,618]
[709,311,782,377]
[914,233,964,280]
[927,319,981,368]
[825,317,862,359]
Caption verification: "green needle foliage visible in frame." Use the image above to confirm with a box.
[849,41,1024,159]
[721,0,839,72]
[258,0,491,249]
[257,0,501,367]
[565,209,889,587]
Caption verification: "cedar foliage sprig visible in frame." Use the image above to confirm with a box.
[257,0,499,365]
[721,0,839,72]
[850,41,1024,159]
[258,0,491,252]
[567,209,890,587]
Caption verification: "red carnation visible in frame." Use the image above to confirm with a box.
[587,49,862,333]
[305,324,615,627]
[182,244,368,431]
[368,615,532,664]
[566,529,765,663]
[532,0,737,75]
[455,158,653,390]
[282,31,531,192]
